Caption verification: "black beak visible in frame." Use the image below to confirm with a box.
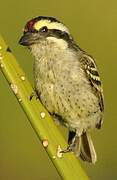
[19,32,34,46]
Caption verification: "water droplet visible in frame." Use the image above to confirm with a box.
[18,98,22,102]
[42,139,49,148]
[52,156,56,159]
[20,75,25,81]
[40,112,46,118]
[10,83,18,95]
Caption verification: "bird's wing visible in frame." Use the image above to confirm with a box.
[79,54,104,127]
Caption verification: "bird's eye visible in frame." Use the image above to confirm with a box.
[39,26,48,33]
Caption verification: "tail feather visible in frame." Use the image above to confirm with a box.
[68,130,97,163]
[80,132,97,164]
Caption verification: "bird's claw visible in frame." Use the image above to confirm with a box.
[30,91,39,100]
[60,145,73,154]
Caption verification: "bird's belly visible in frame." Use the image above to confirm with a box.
[37,81,102,133]
[56,85,101,131]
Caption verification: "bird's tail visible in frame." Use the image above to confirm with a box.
[80,132,97,163]
[73,132,97,164]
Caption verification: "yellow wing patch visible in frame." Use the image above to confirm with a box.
[34,19,70,34]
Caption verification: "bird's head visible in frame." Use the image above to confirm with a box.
[19,16,73,49]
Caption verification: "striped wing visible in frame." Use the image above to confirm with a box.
[80,54,104,114]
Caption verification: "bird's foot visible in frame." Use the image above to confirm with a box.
[60,145,73,154]
[30,90,39,101]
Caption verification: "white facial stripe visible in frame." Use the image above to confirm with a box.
[34,20,70,34]
[47,37,68,49]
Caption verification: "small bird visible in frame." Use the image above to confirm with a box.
[19,16,104,163]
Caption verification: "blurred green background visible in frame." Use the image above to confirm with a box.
[0,0,116,179]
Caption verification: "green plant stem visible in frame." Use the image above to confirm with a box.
[0,34,89,180]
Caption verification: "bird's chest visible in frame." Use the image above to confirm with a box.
[33,57,58,113]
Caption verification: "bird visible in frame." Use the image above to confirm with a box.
[19,16,104,163]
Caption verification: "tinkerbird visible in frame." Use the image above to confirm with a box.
[19,16,104,163]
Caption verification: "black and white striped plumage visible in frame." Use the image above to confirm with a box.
[19,16,104,163]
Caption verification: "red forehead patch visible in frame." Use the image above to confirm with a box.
[24,19,37,32]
